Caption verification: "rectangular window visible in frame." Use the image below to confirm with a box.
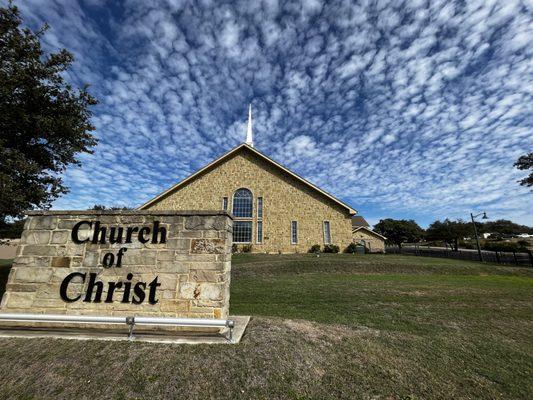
[323,221,331,244]
[291,221,298,244]
[257,197,263,218]
[222,197,228,211]
[256,221,263,244]
[233,221,252,243]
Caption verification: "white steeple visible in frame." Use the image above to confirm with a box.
[245,104,253,147]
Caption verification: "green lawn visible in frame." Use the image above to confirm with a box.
[0,254,532,399]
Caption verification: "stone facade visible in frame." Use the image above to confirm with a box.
[142,145,355,253]
[0,210,233,327]
[352,228,386,253]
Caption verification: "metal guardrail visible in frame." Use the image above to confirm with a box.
[0,313,235,342]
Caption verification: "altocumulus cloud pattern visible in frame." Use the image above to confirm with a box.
[15,0,533,226]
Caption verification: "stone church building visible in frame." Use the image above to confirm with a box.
[139,107,365,253]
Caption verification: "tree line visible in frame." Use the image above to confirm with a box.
[374,218,533,251]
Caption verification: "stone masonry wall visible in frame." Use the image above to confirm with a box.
[352,229,386,253]
[0,210,232,326]
[144,146,354,253]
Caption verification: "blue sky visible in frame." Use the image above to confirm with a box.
[13,0,533,227]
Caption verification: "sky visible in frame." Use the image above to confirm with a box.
[11,0,533,227]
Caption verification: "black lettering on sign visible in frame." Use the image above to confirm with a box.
[60,273,160,305]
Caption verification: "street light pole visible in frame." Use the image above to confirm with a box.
[470,212,488,262]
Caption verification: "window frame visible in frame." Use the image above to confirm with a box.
[232,188,253,244]
[233,221,253,243]
[323,220,331,244]
[256,220,263,244]
[257,197,263,218]
[291,221,298,244]
[232,188,253,218]
[222,197,228,211]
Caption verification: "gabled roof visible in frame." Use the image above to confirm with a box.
[352,226,387,240]
[352,216,370,228]
[138,143,357,214]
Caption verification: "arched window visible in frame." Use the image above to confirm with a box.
[232,188,253,243]
[232,188,253,218]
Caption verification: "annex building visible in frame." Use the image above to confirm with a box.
[139,107,383,253]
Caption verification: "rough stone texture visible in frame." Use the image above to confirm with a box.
[0,211,233,328]
[352,229,386,253]
[143,146,355,253]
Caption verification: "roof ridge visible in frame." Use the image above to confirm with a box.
[138,143,356,215]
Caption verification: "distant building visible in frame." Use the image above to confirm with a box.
[351,216,370,229]
[351,216,386,253]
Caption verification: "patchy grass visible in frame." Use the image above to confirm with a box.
[0,254,532,399]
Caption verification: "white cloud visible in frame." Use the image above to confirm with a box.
[13,0,533,225]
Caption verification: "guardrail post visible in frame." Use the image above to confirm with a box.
[126,316,135,340]
[226,320,235,343]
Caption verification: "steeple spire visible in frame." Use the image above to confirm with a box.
[246,104,253,147]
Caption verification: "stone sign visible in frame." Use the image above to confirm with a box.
[0,210,233,327]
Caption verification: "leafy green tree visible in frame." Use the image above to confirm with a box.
[426,219,471,251]
[374,219,424,250]
[0,3,97,223]
[481,219,533,235]
[514,153,533,187]
[0,218,25,238]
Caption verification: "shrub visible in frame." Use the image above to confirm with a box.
[345,243,358,254]
[231,244,238,253]
[309,244,321,253]
[242,244,253,253]
[323,244,340,253]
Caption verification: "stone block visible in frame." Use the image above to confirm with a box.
[22,245,56,256]
[58,219,79,229]
[82,251,99,267]
[15,267,53,283]
[56,244,84,257]
[157,274,178,290]
[191,239,225,254]
[178,282,198,299]
[51,257,71,268]
[166,238,190,252]
[22,230,51,245]
[160,300,188,312]
[5,283,38,292]
[29,216,58,230]
[51,230,69,244]
[13,256,51,268]
[156,250,176,261]
[6,292,36,308]
[197,283,223,301]
[156,261,189,273]
[189,270,217,282]
[185,215,226,230]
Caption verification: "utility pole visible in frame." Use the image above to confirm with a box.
[470,212,488,262]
